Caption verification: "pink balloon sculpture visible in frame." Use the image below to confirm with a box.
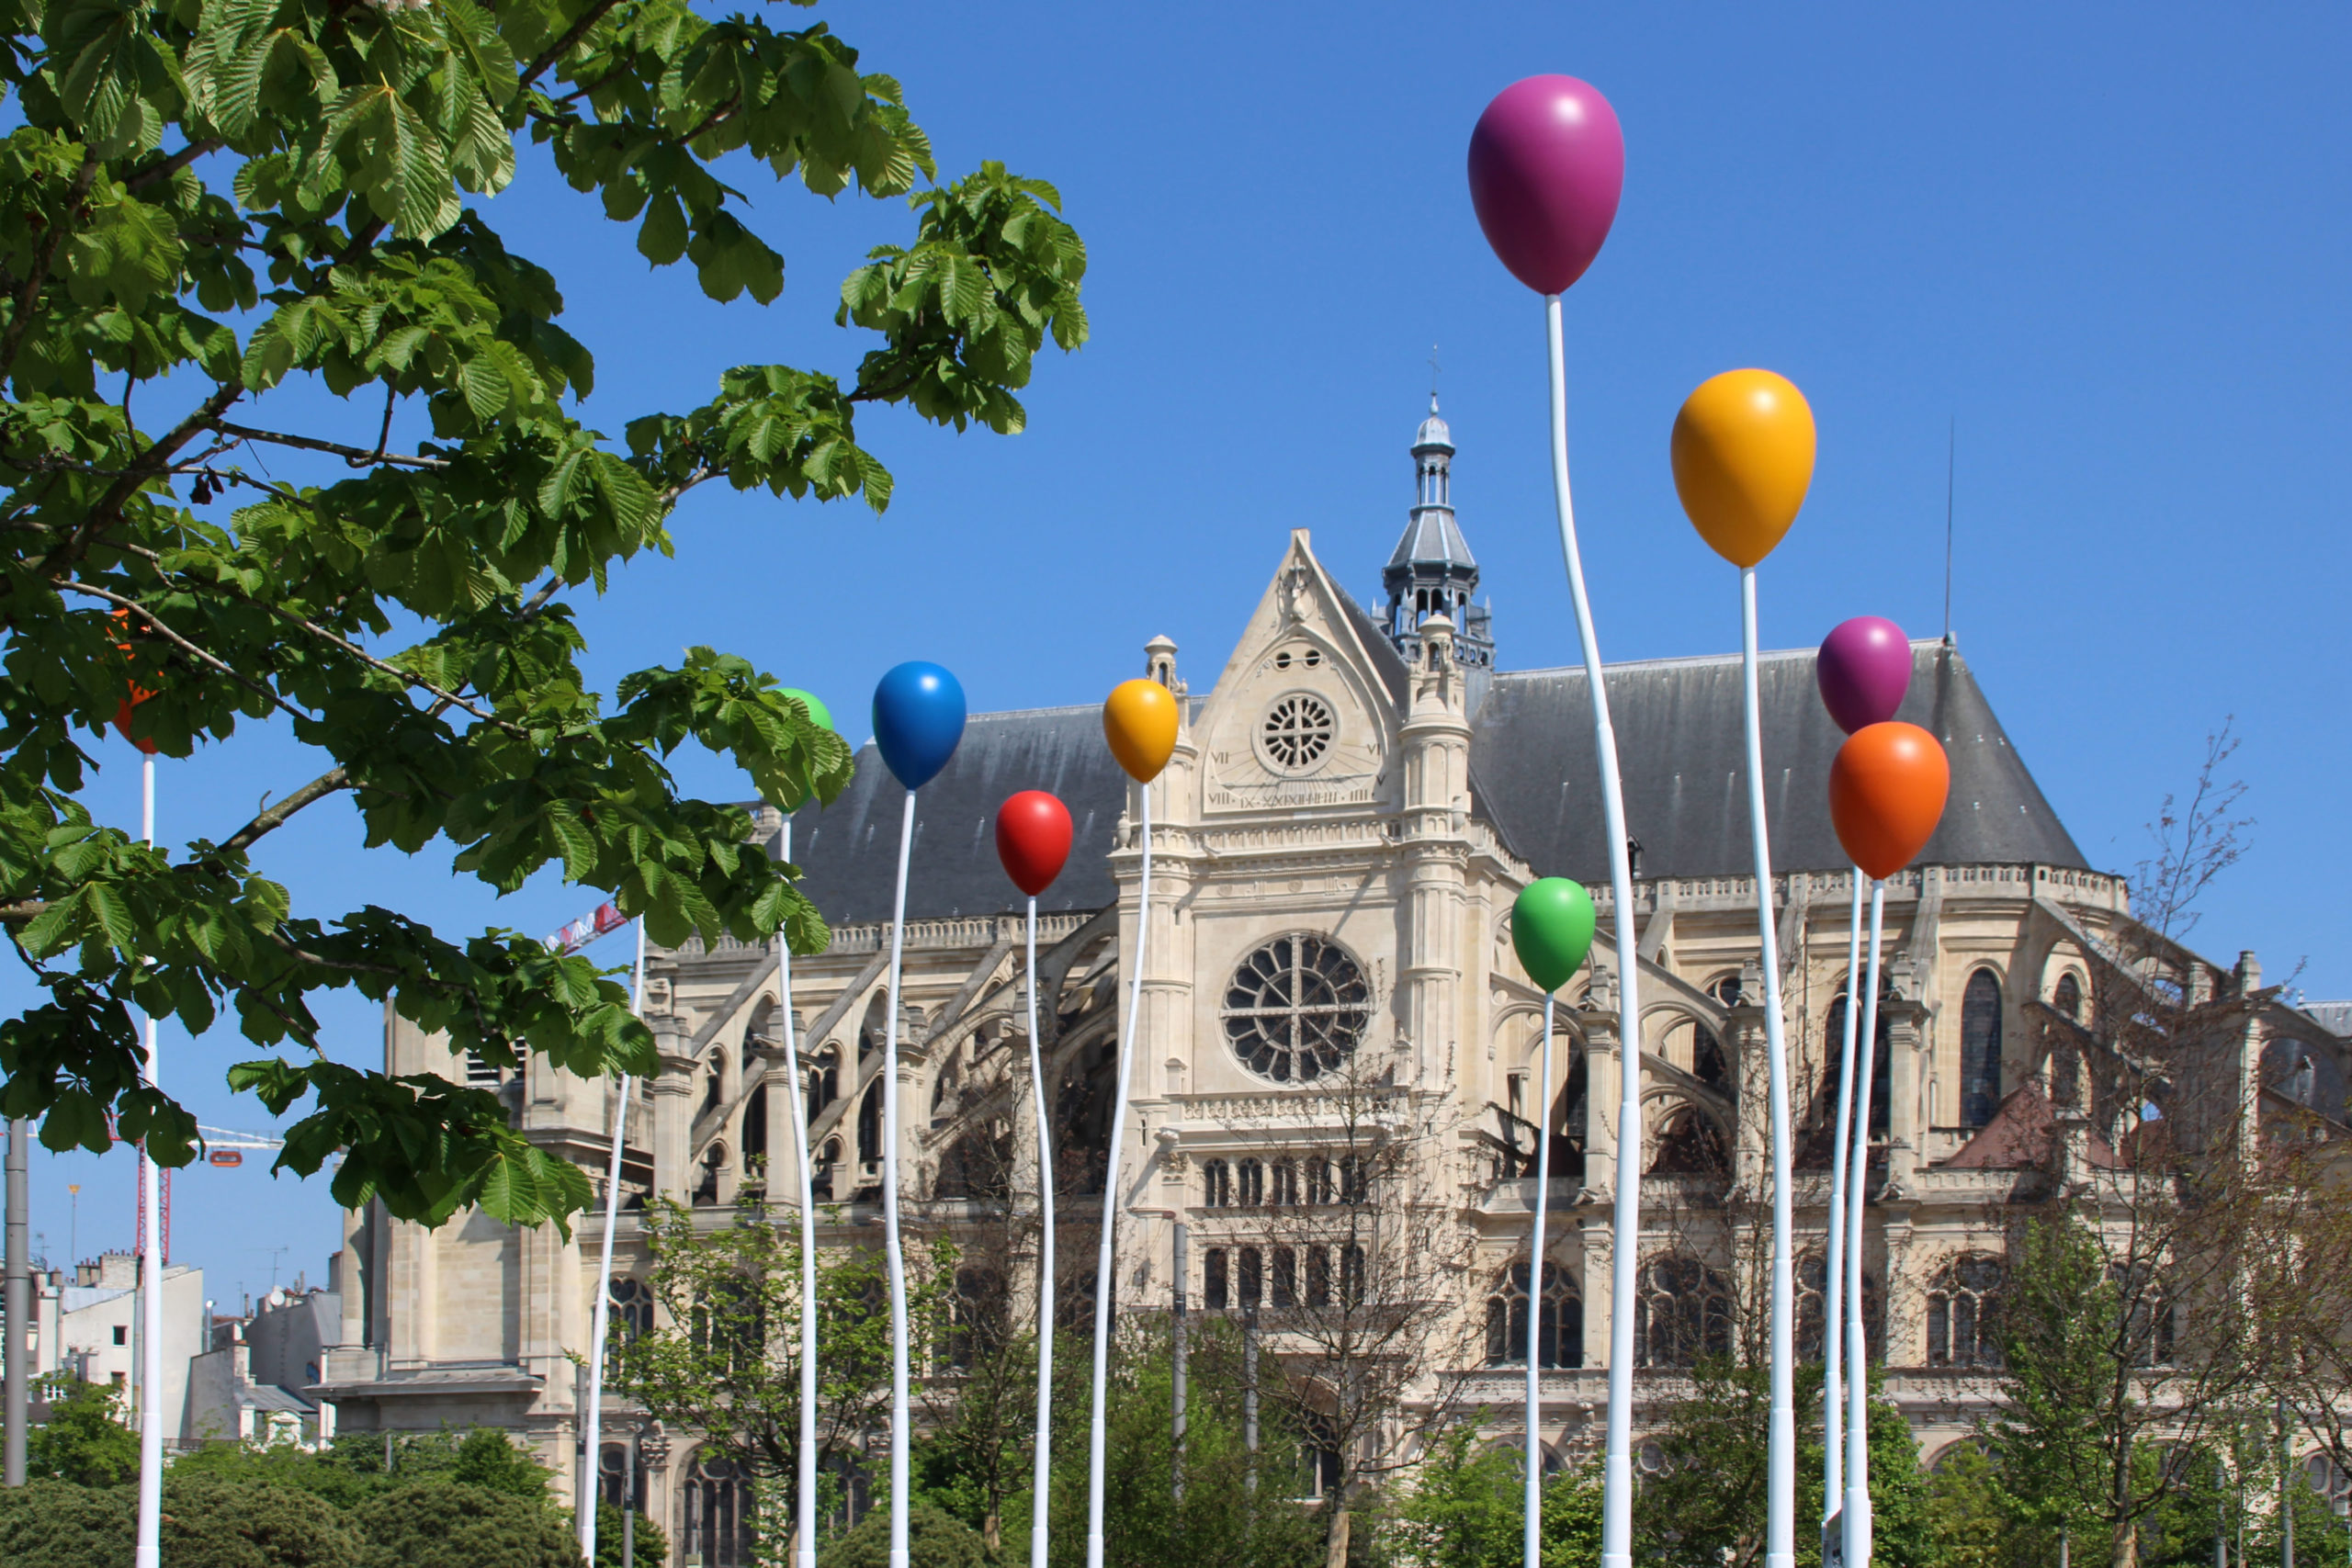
[1816,616,1913,734]
[1468,75,1625,295]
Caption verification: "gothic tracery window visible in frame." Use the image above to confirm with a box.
[1203,1158,1231,1208]
[683,1451,755,1568]
[1826,973,1894,1138]
[607,1276,653,1347]
[1927,1254,2006,1369]
[1222,934,1372,1083]
[1634,1256,1731,1368]
[1486,1260,1582,1369]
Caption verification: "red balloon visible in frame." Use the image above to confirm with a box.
[996,791,1072,897]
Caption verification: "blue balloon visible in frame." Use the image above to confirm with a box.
[872,661,967,791]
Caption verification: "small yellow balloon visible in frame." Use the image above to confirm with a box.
[1671,368,1817,568]
[1102,678,1180,783]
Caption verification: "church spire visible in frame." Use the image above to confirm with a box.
[1383,395,1494,671]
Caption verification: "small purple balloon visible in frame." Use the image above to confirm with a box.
[1816,617,1913,734]
[1467,75,1625,296]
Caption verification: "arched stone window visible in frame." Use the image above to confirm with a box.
[741,1085,768,1168]
[1634,1257,1731,1368]
[1826,973,1894,1138]
[1237,1156,1265,1206]
[1795,1255,1883,1363]
[942,1265,1006,1370]
[607,1276,653,1346]
[807,1044,840,1122]
[856,1081,882,1168]
[1203,1158,1231,1208]
[1485,1260,1582,1369]
[1959,969,2004,1127]
[1204,1247,1229,1310]
[1271,1157,1300,1206]
[683,1450,755,1568]
[2052,972,2082,1020]
[1647,1106,1729,1176]
[1927,1254,2006,1368]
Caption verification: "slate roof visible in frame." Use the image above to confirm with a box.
[783,640,2086,924]
[1468,640,2086,884]
[1385,509,1477,572]
[783,705,1132,925]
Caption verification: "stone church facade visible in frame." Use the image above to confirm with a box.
[313,404,2349,1562]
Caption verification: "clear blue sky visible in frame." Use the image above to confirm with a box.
[12,2,2347,1306]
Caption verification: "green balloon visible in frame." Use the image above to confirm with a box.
[1512,877,1597,994]
[780,686,833,732]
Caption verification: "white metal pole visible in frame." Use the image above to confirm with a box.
[1842,880,1887,1568]
[885,791,918,1568]
[776,819,820,1568]
[136,752,162,1568]
[1025,895,1056,1568]
[1085,782,1153,1568]
[579,917,648,1562]
[1822,868,1864,1561]
[1739,570,1797,1568]
[1543,293,1645,1568]
[1523,993,1555,1568]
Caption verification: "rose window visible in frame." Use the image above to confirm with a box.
[1222,934,1371,1082]
[1260,694,1335,773]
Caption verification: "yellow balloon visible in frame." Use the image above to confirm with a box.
[1102,678,1180,783]
[1670,368,1817,568]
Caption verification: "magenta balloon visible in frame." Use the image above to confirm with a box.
[1816,616,1914,734]
[1467,75,1625,296]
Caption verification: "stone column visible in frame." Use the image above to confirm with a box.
[1883,954,1925,1192]
[647,1016,697,1204]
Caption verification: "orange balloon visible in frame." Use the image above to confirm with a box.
[1829,721,1949,880]
[1102,678,1179,783]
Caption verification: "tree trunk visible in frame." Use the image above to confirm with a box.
[1325,1504,1351,1568]
[985,1508,1002,1551]
[2111,1516,2139,1568]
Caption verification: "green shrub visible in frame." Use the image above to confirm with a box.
[593,1496,669,1568]
[25,1376,141,1487]
[348,1482,584,1568]
[161,1473,365,1568]
[0,1477,134,1566]
[820,1501,991,1568]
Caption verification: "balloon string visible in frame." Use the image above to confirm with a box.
[1086,781,1151,1568]
[1740,568,1798,1568]
[1026,894,1055,1568]
[1844,879,1887,1568]
[1544,292,1644,1568]
[777,817,820,1568]
[1524,991,1555,1568]
[885,791,917,1568]
[1823,867,1864,1541]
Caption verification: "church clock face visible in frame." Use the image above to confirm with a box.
[1221,932,1372,1082]
[1257,693,1336,774]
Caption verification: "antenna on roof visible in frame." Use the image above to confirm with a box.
[1941,417,1955,645]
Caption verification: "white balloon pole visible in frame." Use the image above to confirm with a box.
[885,791,918,1568]
[136,753,161,1568]
[1024,893,1056,1568]
[1521,992,1556,1568]
[579,917,646,1562]
[776,818,821,1568]
[1738,569,1798,1568]
[1821,869,1864,1564]
[1842,879,1888,1568]
[1085,782,1152,1568]
[1543,292,1645,1568]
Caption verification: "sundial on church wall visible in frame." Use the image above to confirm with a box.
[1204,632,1385,812]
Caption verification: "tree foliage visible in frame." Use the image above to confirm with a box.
[1387,1426,1600,1568]
[0,0,1086,1231]
[347,1481,583,1568]
[605,1197,941,1535]
[23,1370,141,1484]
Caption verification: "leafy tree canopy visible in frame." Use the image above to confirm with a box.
[23,1371,141,1484]
[348,1480,584,1568]
[0,0,1086,1231]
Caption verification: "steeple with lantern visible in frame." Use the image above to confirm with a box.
[1382,394,1494,672]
